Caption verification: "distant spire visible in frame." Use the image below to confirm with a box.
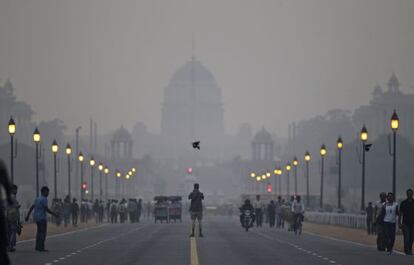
[191,33,196,60]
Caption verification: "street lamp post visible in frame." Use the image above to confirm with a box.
[285,163,291,199]
[250,172,256,193]
[104,167,109,198]
[337,137,343,209]
[116,171,121,199]
[390,110,399,197]
[320,144,327,209]
[51,140,59,199]
[98,163,104,199]
[293,157,299,195]
[78,152,84,200]
[8,117,16,184]
[90,157,95,201]
[304,151,311,208]
[360,125,368,211]
[65,144,72,199]
[33,128,41,197]
[75,127,81,198]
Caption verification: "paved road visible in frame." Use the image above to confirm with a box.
[9,217,414,265]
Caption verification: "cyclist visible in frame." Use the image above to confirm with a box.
[291,196,305,235]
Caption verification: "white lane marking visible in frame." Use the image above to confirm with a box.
[17,224,109,244]
[44,224,149,265]
[303,231,407,256]
[254,230,340,264]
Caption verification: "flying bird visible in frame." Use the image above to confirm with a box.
[192,141,200,150]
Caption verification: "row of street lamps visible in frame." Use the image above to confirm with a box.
[249,110,400,211]
[6,117,136,200]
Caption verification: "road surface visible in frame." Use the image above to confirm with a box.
[9,217,414,265]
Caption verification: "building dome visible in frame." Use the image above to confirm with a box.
[113,126,132,141]
[253,128,273,144]
[164,57,222,104]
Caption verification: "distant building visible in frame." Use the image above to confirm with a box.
[354,73,414,144]
[0,80,35,144]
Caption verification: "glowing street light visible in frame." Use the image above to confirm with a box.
[78,152,85,200]
[293,157,299,195]
[8,117,16,184]
[304,151,311,207]
[51,140,59,199]
[33,128,41,197]
[65,144,72,199]
[390,110,399,196]
[337,137,343,209]
[319,144,326,209]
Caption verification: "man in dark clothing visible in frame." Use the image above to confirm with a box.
[374,192,387,251]
[399,189,414,255]
[25,186,59,252]
[267,200,276,228]
[6,184,21,252]
[188,183,204,237]
[366,202,374,234]
[71,198,79,226]
[0,161,13,265]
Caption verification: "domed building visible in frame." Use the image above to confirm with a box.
[161,57,224,144]
[110,125,133,159]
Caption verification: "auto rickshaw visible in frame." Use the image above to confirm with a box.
[153,196,169,223]
[168,196,182,222]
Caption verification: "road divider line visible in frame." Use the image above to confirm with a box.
[191,237,200,265]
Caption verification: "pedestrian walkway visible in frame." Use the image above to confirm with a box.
[304,222,405,253]
[17,222,98,241]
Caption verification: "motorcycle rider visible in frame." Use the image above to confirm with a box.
[239,199,255,227]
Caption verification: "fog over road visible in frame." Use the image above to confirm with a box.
[10,217,414,265]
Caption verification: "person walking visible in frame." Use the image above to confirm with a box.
[25,186,59,252]
[254,195,264,227]
[366,202,374,235]
[0,161,13,265]
[71,198,79,226]
[63,196,71,227]
[399,188,414,255]
[383,192,399,255]
[267,200,276,228]
[6,185,21,252]
[189,183,204,237]
[374,192,387,251]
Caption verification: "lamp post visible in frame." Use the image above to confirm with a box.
[51,140,59,199]
[116,171,121,199]
[104,167,109,198]
[320,144,327,209]
[33,128,41,197]
[293,157,299,195]
[98,163,104,199]
[304,151,311,208]
[277,169,283,196]
[65,144,72,199]
[360,125,368,211]
[250,172,256,193]
[89,157,95,201]
[285,163,291,199]
[78,152,84,200]
[336,137,343,210]
[390,110,399,197]
[8,117,16,184]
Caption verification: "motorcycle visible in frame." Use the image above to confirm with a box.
[242,210,253,232]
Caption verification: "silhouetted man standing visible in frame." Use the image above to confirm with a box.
[399,189,414,255]
[189,183,204,237]
[0,160,12,265]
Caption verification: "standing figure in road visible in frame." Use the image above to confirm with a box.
[399,188,414,255]
[0,160,12,265]
[25,186,59,252]
[137,199,143,222]
[189,183,204,237]
[6,184,21,252]
[366,202,374,235]
[63,196,71,227]
[71,198,79,226]
[374,192,387,251]
[254,195,264,227]
[275,196,283,228]
[291,196,305,235]
[267,200,276,228]
[383,192,399,255]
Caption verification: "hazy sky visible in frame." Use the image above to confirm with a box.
[0,0,413,136]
